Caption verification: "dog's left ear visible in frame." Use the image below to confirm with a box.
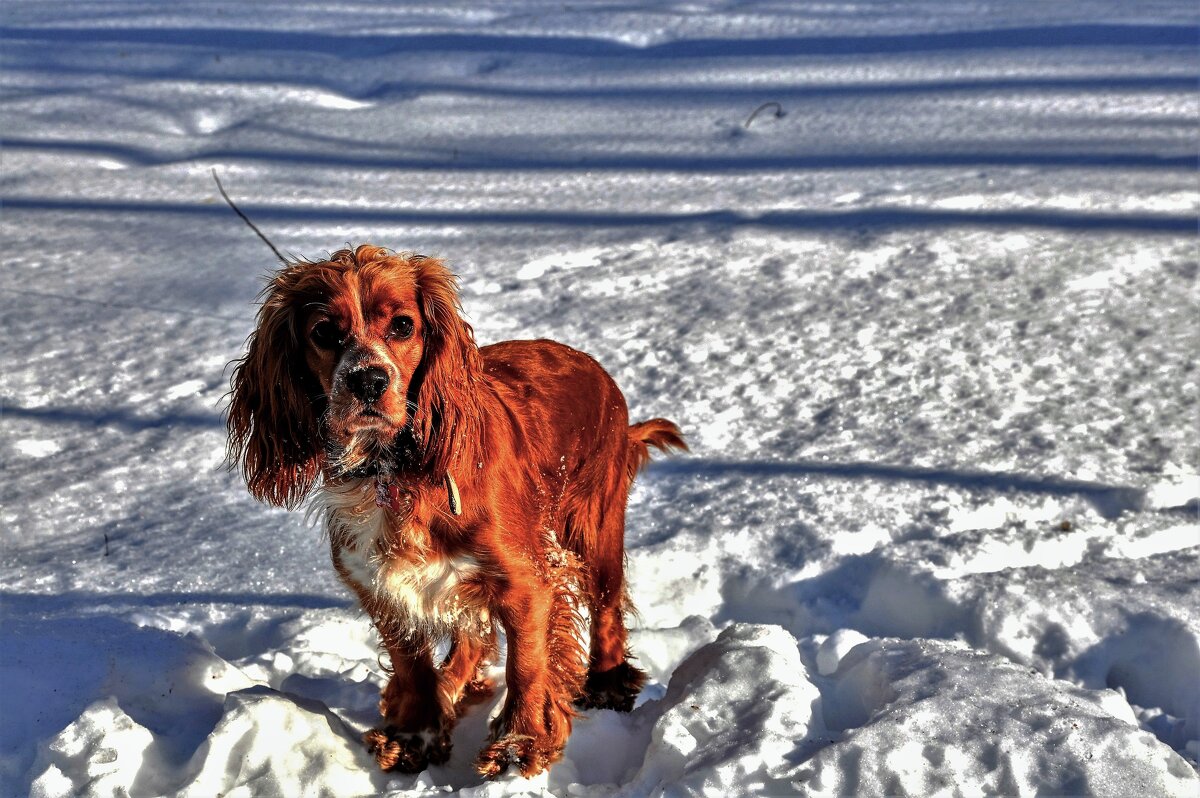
[410,257,483,480]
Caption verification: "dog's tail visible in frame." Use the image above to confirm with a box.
[627,418,688,482]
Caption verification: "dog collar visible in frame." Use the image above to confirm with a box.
[374,473,462,517]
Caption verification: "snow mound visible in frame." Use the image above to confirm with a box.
[798,638,1198,797]
[623,624,821,796]
[177,687,384,798]
[30,698,166,798]
[2,616,253,794]
[30,687,386,798]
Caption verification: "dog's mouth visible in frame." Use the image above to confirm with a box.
[353,407,387,424]
[334,401,405,432]
[327,424,396,477]
[321,403,396,470]
[341,411,403,439]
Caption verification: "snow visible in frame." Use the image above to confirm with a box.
[1,1,1197,795]
[798,638,1197,797]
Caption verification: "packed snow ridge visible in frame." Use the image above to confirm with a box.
[2,0,1198,796]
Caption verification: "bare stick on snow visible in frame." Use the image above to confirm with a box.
[744,101,785,128]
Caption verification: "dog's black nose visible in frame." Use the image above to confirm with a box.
[347,367,389,403]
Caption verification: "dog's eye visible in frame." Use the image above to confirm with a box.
[310,320,341,349]
[389,315,415,340]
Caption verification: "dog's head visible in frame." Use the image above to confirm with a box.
[227,245,481,507]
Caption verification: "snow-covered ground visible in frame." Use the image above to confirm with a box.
[2,1,1198,795]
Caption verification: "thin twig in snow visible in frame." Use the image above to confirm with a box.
[744,101,785,128]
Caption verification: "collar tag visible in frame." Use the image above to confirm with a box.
[445,473,462,516]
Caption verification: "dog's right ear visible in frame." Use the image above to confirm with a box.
[226,272,323,508]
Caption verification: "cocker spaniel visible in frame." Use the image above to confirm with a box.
[226,245,685,778]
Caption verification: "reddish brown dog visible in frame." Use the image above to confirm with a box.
[227,245,685,777]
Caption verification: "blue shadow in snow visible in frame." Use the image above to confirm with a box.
[354,73,1200,105]
[0,589,347,615]
[1,23,1194,59]
[2,196,1195,234]
[647,457,1147,519]
[3,401,225,432]
[1,137,1194,173]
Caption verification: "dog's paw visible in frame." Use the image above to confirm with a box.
[363,725,451,773]
[475,733,559,779]
[575,661,647,713]
[457,675,495,708]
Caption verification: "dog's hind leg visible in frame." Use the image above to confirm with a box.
[572,476,647,713]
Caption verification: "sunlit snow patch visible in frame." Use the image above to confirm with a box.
[516,248,606,281]
[165,379,206,401]
[1065,251,1159,293]
[13,439,62,458]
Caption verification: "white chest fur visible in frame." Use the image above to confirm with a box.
[312,479,482,635]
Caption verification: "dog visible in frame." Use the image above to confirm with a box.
[226,244,685,777]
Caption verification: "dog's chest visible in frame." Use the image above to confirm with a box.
[316,481,482,631]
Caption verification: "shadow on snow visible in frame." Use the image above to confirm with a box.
[2,196,1194,234]
[648,456,1146,519]
[2,23,1193,59]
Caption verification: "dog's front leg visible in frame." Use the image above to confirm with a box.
[476,575,583,779]
[364,634,454,773]
[476,585,558,778]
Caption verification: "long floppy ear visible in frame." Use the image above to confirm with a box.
[226,277,323,508]
[410,257,483,481]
